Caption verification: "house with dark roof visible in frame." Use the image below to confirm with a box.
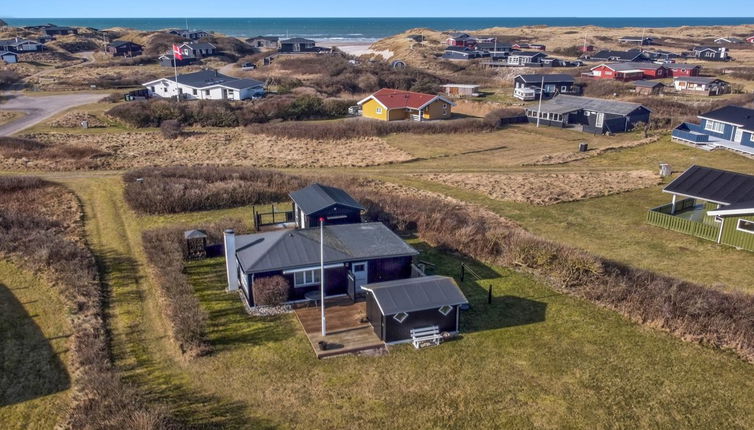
[714,37,743,44]
[158,53,197,67]
[588,62,667,81]
[246,36,279,50]
[690,46,730,61]
[507,51,547,66]
[618,36,654,45]
[169,29,210,40]
[0,51,18,64]
[513,73,578,101]
[587,49,648,62]
[446,33,477,47]
[647,165,754,252]
[0,38,43,53]
[280,38,317,53]
[634,80,665,95]
[40,24,78,37]
[106,40,143,57]
[178,41,217,58]
[441,46,482,61]
[672,76,730,96]
[290,183,364,229]
[224,222,419,306]
[357,88,455,121]
[672,105,754,155]
[142,69,265,100]
[364,276,468,343]
[524,95,651,134]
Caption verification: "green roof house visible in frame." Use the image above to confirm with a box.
[647,165,754,252]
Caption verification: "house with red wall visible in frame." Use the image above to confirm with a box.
[666,63,702,77]
[589,62,667,81]
[747,36,754,44]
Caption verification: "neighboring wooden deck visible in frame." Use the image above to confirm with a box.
[294,297,385,358]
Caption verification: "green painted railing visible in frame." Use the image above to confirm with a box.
[647,200,720,242]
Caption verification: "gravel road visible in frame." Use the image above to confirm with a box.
[0,92,104,136]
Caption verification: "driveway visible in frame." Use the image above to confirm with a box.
[0,92,103,136]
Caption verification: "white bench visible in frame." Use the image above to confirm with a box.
[410,326,442,349]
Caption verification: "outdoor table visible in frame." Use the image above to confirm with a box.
[304,290,321,307]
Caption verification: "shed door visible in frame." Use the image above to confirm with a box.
[734,128,744,143]
[595,113,605,128]
[351,262,368,292]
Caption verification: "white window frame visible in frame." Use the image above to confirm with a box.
[293,269,321,287]
[439,305,453,316]
[704,120,725,133]
[393,312,409,323]
[736,219,754,235]
[376,107,383,114]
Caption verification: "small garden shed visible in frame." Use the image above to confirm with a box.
[363,276,468,344]
[290,183,364,228]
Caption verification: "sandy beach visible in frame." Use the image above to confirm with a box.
[317,40,394,59]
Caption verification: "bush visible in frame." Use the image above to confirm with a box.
[0,70,21,89]
[483,108,527,128]
[160,119,183,139]
[0,136,109,169]
[253,275,290,305]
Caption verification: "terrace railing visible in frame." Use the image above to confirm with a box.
[647,198,719,242]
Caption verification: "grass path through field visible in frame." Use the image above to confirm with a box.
[60,175,252,427]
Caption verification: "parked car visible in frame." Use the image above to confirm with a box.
[241,62,256,71]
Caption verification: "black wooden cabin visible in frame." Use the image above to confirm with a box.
[364,276,468,343]
[290,183,364,228]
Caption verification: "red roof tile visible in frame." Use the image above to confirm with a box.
[369,88,440,110]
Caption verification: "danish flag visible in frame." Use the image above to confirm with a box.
[172,44,183,60]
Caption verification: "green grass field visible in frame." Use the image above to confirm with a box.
[0,261,72,430]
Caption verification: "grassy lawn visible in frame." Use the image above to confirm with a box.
[0,261,72,430]
[182,241,754,428]
[382,124,645,170]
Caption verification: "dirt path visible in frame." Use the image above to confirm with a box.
[0,92,103,136]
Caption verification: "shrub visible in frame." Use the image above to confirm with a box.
[160,119,183,139]
[254,275,290,305]
[483,108,527,128]
[0,136,109,169]
[0,70,21,88]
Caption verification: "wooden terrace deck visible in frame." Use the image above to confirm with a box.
[294,297,385,359]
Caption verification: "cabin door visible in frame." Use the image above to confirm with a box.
[734,128,744,143]
[595,113,605,129]
[351,262,368,292]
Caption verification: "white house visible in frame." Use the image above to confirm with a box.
[0,38,43,53]
[142,70,265,101]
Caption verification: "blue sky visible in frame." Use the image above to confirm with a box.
[3,0,754,18]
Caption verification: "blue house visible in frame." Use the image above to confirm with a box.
[672,105,754,155]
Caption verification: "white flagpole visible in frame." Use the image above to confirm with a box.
[320,217,326,336]
[536,75,545,128]
[173,49,180,102]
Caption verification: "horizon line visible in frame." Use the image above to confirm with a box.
[5,16,754,19]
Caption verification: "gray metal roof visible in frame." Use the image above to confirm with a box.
[663,165,754,205]
[235,222,418,274]
[181,42,215,50]
[289,183,364,215]
[281,38,315,44]
[591,50,646,61]
[109,40,142,48]
[510,51,546,57]
[665,63,701,70]
[153,69,263,89]
[634,80,664,88]
[364,275,468,315]
[516,73,574,84]
[674,76,726,85]
[601,62,662,72]
[536,95,648,116]
[698,105,754,131]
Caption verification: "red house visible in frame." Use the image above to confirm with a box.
[666,63,702,77]
[446,33,476,47]
[747,36,754,44]
[590,63,667,81]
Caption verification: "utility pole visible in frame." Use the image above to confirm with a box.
[319,217,326,337]
[536,75,545,128]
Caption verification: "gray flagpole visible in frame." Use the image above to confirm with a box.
[320,217,326,336]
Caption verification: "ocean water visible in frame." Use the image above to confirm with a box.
[5,17,754,42]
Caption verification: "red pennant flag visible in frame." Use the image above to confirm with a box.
[172,44,183,61]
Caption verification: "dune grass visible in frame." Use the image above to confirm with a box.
[0,261,72,430]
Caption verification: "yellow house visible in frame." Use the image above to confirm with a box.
[357,88,455,121]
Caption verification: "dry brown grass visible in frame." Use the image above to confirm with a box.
[49,111,108,128]
[16,130,413,169]
[415,170,659,205]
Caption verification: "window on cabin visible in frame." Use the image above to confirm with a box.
[704,120,725,133]
[439,305,453,316]
[376,107,383,114]
[737,219,754,234]
[293,270,321,287]
[192,89,197,95]
[205,89,210,96]
[393,312,409,323]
